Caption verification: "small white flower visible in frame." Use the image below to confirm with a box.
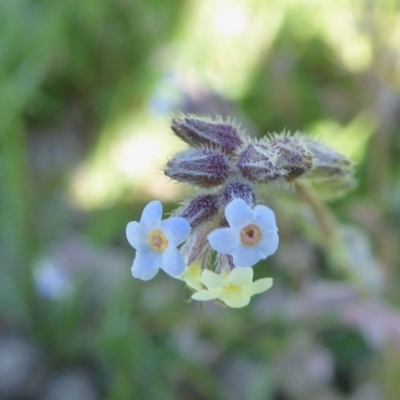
[126,200,191,280]
[207,198,279,267]
[192,267,273,308]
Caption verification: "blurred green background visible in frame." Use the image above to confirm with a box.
[1,0,400,399]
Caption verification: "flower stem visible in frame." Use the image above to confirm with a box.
[294,183,360,287]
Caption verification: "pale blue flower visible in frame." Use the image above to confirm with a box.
[126,200,191,280]
[33,258,71,299]
[207,198,279,267]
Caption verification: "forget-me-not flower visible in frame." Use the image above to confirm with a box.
[126,200,191,280]
[192,267,273,308]
[207,198,279,267]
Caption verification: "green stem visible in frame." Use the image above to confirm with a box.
[0,117,31,268]
[294,182,360,286]
[0,114,36,329]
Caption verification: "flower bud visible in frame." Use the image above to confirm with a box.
[216,253,235,273]
[221,181,255,208]
[181,227,211,267]
[165,148,230,188]
[171,115,243,154]
[304,139,353,177]
[237,143,281,183]
[302,139,355,198]
[270,135,313,181]
[176,194,219,229]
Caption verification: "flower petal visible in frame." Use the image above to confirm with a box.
[180,264,203,290]
[232,245,262,267]
[225,198,253,228]
[161,217,191,246]
[140,200,162,229]
[159,247,185,277]
[228,267,254,285]
[201,269,224,288]
[131,250,160,280]
[219,287,251,308]
[192,287,222,301]
[207,228,239,254]
[249,278,273,295]
[258,230,279,258]
[126,221,148,250]
[254,205,277,230]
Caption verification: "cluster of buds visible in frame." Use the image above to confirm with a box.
[126,115,354,308]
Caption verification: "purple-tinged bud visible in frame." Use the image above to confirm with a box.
[164,148,230,188]
[221,181,255,208]
[270,135,313,181]
[302,139,355,198]
[237,143,281,183]
[181,227,212,267]
[171,115,243,154]
[176,194,219,229]
[216,253,235,273]
[304,139,353,177]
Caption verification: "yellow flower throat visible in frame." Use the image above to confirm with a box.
[149,229,168,252]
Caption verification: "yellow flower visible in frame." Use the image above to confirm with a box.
[179,262,203,291]
[192,268,273,308]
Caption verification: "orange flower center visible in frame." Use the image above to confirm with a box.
[149,229,168,252]
[240,224,262,246]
